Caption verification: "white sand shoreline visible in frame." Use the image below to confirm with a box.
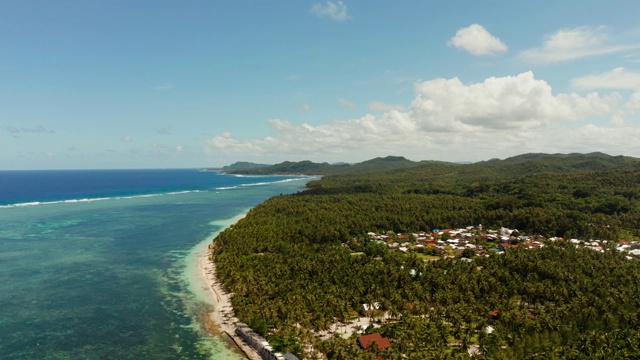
[196,215,263,360]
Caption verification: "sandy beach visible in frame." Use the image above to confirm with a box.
[197,240,263,360]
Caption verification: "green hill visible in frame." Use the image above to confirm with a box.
[225,155,428,175]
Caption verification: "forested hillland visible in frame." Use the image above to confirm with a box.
[223,155,438,175]
[212,152,640,359]
[221,152,632,176]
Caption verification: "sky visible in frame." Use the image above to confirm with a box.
[3,0,640,169]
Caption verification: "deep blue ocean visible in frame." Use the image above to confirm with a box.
[0,169,310,359]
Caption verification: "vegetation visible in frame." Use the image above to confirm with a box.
[225,156,433,175]
[220,161,272,171]
[212,152,640,359]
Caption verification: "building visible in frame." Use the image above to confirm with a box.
[357,333,391,351]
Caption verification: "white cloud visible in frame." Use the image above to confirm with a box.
[120,136,133,142]
[448,24,508,56]
[556,123,640,153]
[310,1,350,21]
[268,118,293,131]
[369,101,405,112]
[337,97,355,108]
[572,67,640,90]
[204,72,629,162]
[204,132,262,154]
[175,145,184,153]
[520,26,638,64]
[624,91,640,112]
[154,127,172,135]
[301,103,312,111]
[409,71,615,131]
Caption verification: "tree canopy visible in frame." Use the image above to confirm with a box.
[211,152,640,359]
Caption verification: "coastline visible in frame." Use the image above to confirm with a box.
[193,214,263,360]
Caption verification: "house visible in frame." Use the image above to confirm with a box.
[357,333,391,351]
[498,243,519,251]
[500,227,514,236]
[361,302,381,316]
[236,323,286,360]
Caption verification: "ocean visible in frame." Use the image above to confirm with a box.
[0,169,310,359]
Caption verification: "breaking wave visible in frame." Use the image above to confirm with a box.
[0,190,204,209]
[215,177,313,190]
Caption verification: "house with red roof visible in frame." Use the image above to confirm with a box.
[357,333,391,351]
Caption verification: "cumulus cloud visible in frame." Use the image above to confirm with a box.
[572,67,640,90]
[120,135,133,142]
[6,125,54,134]
[337,97,355,108]
[448,24,508,56]
[349,74,586,131]
[409,71,615,131]
[556,123,640,153]
[520,26,638,64]
[369,101,405,112]
[310,1,350,21]
[204,72,627,162]
[205,132,262,154]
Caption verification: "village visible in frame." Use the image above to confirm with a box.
[227,227,640,360]
[304,226,640,358]
[342,225,640,260]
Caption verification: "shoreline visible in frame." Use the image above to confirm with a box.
[195,215,263,360]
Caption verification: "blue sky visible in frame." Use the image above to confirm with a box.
[3,0,640,169]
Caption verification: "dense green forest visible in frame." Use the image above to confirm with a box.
[212,153,640,359]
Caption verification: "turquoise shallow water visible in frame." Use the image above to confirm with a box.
[0,175,308,359]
